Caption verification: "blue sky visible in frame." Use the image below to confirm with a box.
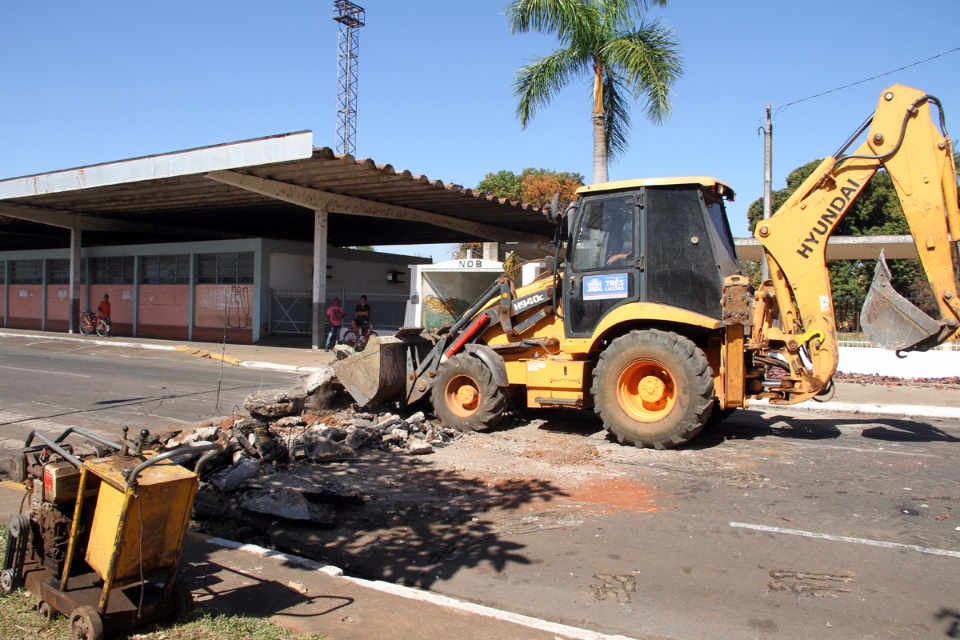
[2,1,959,261]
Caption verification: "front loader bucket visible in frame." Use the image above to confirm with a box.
[332,335,408,407]
[860,251,942,351]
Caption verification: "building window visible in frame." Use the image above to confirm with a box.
[48,259,70,285]
[198,252,254,284]
[141,255,190,284]
[91,256,134,284]
[10,260,43,284]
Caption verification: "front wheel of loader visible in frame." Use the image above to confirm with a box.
[432,354,506,432]
[592,329,714,449]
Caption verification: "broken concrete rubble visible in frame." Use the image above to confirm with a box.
[209,457,261,492]
[303,434,354,462]
[162,366,462,552]
[244,387,308,419]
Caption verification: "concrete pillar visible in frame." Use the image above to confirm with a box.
[132,252,140,337]
[41,258,48,331]
[312,210,329,350]
[69,228,81,333]
[482,242,500,262]
[188,254,197,341]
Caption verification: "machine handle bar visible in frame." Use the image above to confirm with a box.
[124,442,223,488]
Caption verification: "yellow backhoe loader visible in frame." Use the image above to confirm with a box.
[335,84,959,449]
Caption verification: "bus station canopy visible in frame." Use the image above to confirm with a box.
[0,131,555,251]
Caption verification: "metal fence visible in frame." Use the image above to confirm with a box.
[340,291,409,332]
[270,289,312,335]
[268,288,409,336]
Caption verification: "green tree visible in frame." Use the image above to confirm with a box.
[507,0,682,184]
[745,160,928,308]
[463,167,587,258]
[478,167,585,206]
[476,170,523,202]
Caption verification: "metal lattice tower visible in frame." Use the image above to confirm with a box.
[333,1,365,156]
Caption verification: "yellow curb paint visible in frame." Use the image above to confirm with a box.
[173,346,241,366]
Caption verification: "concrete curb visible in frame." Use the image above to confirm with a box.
[201,536,633,640]
[0,331,176,351]
[748,399,960,421]
[238,360,323,374]
[0,331,317,372]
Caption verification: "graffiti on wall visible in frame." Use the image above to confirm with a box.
[225,286,251,329]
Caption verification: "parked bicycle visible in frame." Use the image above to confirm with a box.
[79,311,110,337]
[340,321,377,351]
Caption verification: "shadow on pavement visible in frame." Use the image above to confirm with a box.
[196,451,569,590]
[182,551,354,620]
[698,411,960,448]
[860,421,960,443]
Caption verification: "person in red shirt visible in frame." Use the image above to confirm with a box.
[97,294,111,330]
[324,297,345,350]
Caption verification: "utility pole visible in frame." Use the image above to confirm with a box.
[761,104,773,281]
[333,1,365,156]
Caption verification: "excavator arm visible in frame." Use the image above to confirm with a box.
[753,85,960,404]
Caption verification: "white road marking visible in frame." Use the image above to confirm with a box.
[730,522,960,558]
[0,364,92,378]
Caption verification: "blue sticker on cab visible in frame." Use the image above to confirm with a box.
[583,273,628,300]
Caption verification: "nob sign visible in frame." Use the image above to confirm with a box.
[458,260,486,268]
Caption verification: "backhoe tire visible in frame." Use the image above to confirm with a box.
[432,354,506,433]
[708,401,737,425]
[592,329,714,449]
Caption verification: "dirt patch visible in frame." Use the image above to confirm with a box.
[516,440,600,466]
[558,477,663,514]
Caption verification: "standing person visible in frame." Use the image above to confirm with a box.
[97,294,111,332]
[324,297,345,351]
[352,295,371,334]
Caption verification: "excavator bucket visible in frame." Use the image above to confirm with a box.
[331,328,433,407]
[860,250,942,351]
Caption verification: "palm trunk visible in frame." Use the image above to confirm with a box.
[592,61,608,184]
[592,113,607,184]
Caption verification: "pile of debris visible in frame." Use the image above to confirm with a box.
[160,365,462,530]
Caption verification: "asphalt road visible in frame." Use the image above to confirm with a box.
[420,409,960,639]
[0,336,302,450]
[2,336,958,639]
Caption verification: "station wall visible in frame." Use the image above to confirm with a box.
[0,239,427,344]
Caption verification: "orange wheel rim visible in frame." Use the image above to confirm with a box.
[445,375,480,417]
[616,358,677,422]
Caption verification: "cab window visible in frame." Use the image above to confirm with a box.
[571,195,635,271]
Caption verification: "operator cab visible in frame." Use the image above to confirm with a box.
[562,177,738,337]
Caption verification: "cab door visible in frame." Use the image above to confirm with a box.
[562,191,642,338]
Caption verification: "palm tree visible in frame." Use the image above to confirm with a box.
[507,0,683,184]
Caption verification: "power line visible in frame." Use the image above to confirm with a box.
[775,46,960,114]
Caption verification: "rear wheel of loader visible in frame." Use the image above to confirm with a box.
[592,329,714,449]
[432,354,506,432]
